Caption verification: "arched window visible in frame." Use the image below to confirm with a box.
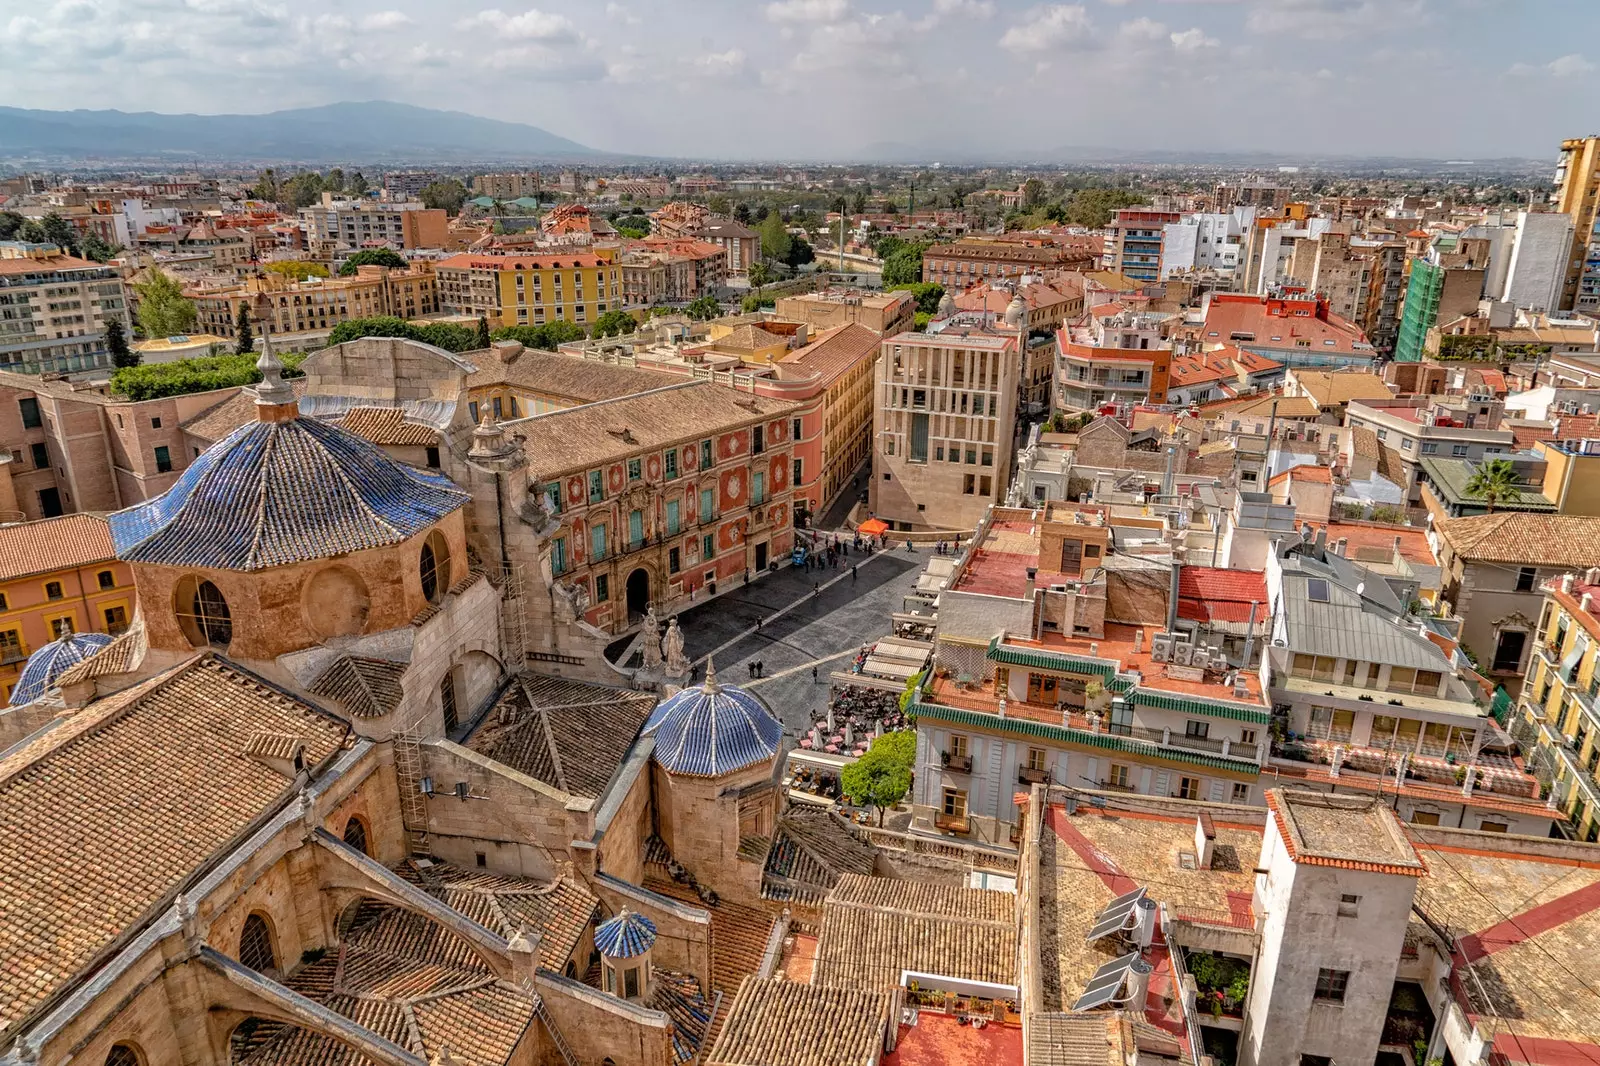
[419,530,451,605]
[238,913,277,974]
[105,1045,143,1066]
[342,816,369,856]
[175,576,232,647]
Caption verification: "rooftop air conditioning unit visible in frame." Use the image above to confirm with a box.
[1172,643,1195,666]
[1150,634,1175,662]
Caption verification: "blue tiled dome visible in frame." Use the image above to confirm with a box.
[643,662,782,777]
[109,415,468,572]
[594,909,657,959]
[9,633,113,706]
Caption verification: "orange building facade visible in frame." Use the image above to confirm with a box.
[0,514,135,703]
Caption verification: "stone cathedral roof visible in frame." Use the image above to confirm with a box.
[642,663,783,778]
[108,415,468,571]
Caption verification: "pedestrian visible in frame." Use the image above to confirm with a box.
[851,564,857,580]
[747,662,755,679]
[755,615,762,631]
[757,660,764,678]
[812,665,819,683]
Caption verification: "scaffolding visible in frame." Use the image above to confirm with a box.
[393,714,431,856]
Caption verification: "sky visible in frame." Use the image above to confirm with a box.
[0,0,1596,161]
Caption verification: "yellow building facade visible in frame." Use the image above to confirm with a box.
[1516,575,1600,840]
[435,251,621,330]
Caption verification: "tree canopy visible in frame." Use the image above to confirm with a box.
[880,241,929,287]
[1464,458,1520,514]
[109,351,305,402]
[491,321,588,350]
[589,310,636,339]
[420,179,469,214]
[685,294,722,321]
[0,212,23,240]
[263,260,329,282]
[338,248,407,275]
[104,319,136,369]
[234,304,253,356]
[78,232,121,263]
[325,315,480,353]
[839,730,916,825]
[613,214,650,239]
[758,213,792,265]
[888,282,945,316]
[133,269,197,339]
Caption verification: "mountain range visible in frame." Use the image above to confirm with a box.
[0,101,611,163]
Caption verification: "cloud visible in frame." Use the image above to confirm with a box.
[459,8,579,42]
[1244,0,1423,40]
[604,2,641,24]
[358,10,410,30]
[694,48,748,76]
[1118,16,1168,40]
[932,0,995,16]
[765,0,850,23]
[1169,26,1219,51]
[1508,53,1595,78]
[999,4,1094,53]
[1547,53,1596,77]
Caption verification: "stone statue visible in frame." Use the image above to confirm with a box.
[664,617,689,678]
[642,606,663,671]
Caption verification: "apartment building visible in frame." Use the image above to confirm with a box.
[1054,309,1173,411]
[1502,210,1576,313]
[871,316,1022,532]
[472,172,542,200]
[647,203,758,275]
[300,194,448,250]
[0,514,134,704]
[774,288,915,338]
[1515,570,1600,840]
[1196,290,1376,369]
[381,170,441,200]
[1102,209,1181,283]
[1393,239,1492,363]
[776,323,881,524]
[1344,396,1514,504]
[630,239,727,298]
[0,374,250,519]
[189,263,439,339]
[910,503,1268,845]
[436,252,620,329]
[0,242,131,377]
[1553,135,1600,312]
[1159,207,1255,280]
[921,239,1095,290]
[515,381,797,633]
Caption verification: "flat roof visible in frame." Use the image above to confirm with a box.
[1268,790,1425,875]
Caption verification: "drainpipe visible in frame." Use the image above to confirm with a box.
[1166,560,1181,634]
[1242,601,1260,666]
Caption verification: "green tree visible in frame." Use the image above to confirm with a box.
[1464,457,1520,514]
[0,211,23,240]
[104,319,137,369]
[326,316,416,346]
[1022,177,1047,209]
[589,310,636,339]
[707,194,732,216]
[747,261,772,296]
[109,351,305,402]
[234,304,253,356]
[17,219,47,244]
[613,214,651,239]
[347,170,369,195]
[338,248,407,275]
[685,294,721,321]
[264,260,329,282]
[1065,187,1148,229]
[491,321,587,349]
[40,213,79,254]
[283,171,327,210]
[888,282,945,315]
[476,314,493,350]
[840,731,915,826]
[732,201,752,224]
[325,168,345,194]
[881,247,924,287]
[420,179,469,214]
[414,321,478,353]
[850,189,868,215]
[784,235,815,271]
[133,269,197,339]
[248,168,281,202]
[78,232,121,263]
[758,212,791,265]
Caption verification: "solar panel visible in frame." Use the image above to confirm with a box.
[1085,886,1146,943]
[1071,953,1139,1011]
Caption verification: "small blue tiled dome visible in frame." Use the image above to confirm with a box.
[643,661,782,777]
[9,632,113,706]
[594,909,657,959]
[109,415,468,572]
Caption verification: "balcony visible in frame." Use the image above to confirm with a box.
[934,811,971,833]
[1018,766,1051,785]
[942,752,973,774]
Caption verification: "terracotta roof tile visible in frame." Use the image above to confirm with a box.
[0,654,349,1033]
[1435,512,1600,567]
[0,513,116,583]
[707,977,891,1066]
[779,324,882,386]
[337,406,441,446]
[813,874,1016,990]
[466,349,679,400]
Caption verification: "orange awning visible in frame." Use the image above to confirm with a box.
[858,518,889,536]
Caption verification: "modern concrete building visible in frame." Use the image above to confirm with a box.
[473,171,543,200]
[0,241,132,377]
[871,313,1023,532]
[774,288,915,338]
[1553,135,1600,312]
[300,193,449,250]
[1160,207,1255,281]
[1102,209,1181,283]
[1502,210,1576,313]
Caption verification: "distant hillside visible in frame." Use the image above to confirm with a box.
[0,101,613,162]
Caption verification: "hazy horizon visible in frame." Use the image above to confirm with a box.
[1,0,1595,161]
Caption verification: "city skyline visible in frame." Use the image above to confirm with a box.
[1,0,1596,162]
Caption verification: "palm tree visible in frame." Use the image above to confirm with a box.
[747,261,771,298]
[1464,457,1519,514]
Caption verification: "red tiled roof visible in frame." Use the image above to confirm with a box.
[0,514,117,583]
[1177,567,1266,624]
[1201,293,1370,355]
[1269,462,1333,486]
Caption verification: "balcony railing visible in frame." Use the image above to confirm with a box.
[934,812,971,834]
[942,753,973,773]
[1018,766,1051,785]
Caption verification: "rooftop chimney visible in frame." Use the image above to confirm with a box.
[1583,592,1594,615]
[1562,573,1577,594]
